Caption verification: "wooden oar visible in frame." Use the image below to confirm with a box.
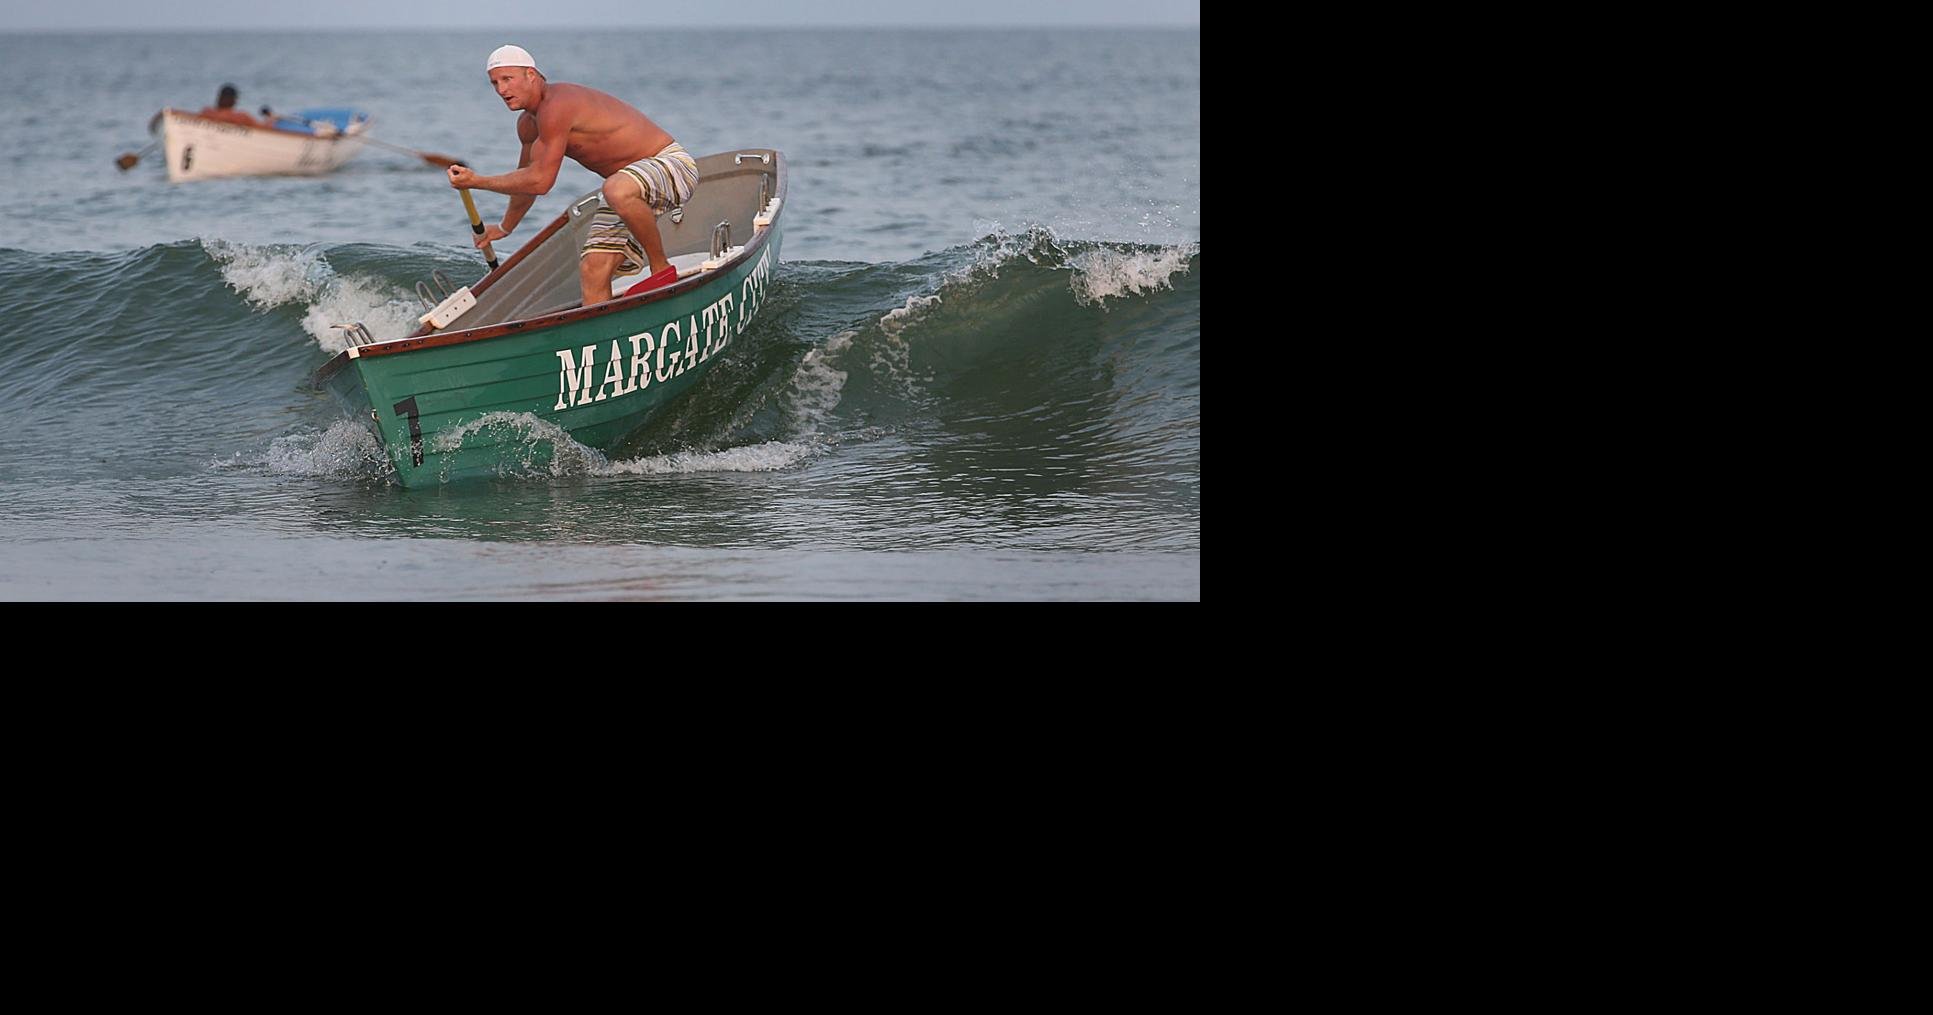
[115,141,158,171]
[455,174,499,271]
[359,135,466,170]
[268,111,464,169]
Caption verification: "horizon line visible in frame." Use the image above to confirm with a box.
[1,23,1201,33]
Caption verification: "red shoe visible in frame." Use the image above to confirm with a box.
[623,264,680,297]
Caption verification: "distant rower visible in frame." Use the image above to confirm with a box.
[197,84,270,128]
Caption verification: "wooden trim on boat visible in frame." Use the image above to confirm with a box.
[313,347,352,384]
[406,200,577,330]
[159,107,366,142]
[356,152,788,361]
[308,150,785,387]
[358,223,777,360]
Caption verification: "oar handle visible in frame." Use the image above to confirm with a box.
[458,188,499,270]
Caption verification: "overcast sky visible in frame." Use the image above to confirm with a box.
[3,0,1200,30]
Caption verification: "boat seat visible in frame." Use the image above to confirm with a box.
[609,249,741,297]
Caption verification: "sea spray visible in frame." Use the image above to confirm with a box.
[184,236,1197,492]
[430,412,609,480]
[780,329,854,433]
[602,441,820,476]
[946,226,1197,309]
[202,238,422,353]
[209,419,393,480]
[870,296,938,391]
[426,412,822,479]
[1069,242,1198,308]
[203,238,327,308]
[297,277,423,352]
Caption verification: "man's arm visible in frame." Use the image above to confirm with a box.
[468,135,539,248]
[447,108,566,197]
[498,131,539,234]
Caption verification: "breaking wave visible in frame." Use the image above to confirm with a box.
[202,237,439,352]
[0,227,1198,489]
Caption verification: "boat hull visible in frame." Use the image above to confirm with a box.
[321,225,782,487]
[154,109,366,182]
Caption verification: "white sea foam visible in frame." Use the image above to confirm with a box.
[201,238,422,353]
[865,297,934,392]
[204,238,326,308]
[299,277,423,354]
[1069,243,1198,308]
[603,441,819,475]
[959,224,1197,308]
[878,295,942,339]
[964,223,1072,277]
[781,329,853,433]
[264,420,393,477]
[430,412,609,479]
[209,419,391,479]
[434,412,817,477]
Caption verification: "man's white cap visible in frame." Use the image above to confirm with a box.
[486,45,539,74]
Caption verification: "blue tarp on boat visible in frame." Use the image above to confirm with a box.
[271,108,369,135]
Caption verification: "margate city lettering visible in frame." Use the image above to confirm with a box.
[739,246,773,332]
[553,250,773,411]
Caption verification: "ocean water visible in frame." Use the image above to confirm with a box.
[0,28,1199,600]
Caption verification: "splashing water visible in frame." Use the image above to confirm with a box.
[204,238,327,308]
[781,329,854,434]
[603,441,820,475]
[1069,242,1198,308]
[202,238,423,353]
[430,412,611,480]
[298,277,424,353]
[209,419,393,479]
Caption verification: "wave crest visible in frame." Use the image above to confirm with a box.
[201,238,423,353]
[1070,242,1198,307]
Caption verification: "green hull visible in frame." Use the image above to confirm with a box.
[321,226,779,487]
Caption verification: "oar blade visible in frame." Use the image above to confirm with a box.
[115,153,140,171]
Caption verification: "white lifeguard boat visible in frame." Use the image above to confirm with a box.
[148,107,371,183]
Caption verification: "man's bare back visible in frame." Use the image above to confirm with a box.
[197,107,264,128]
[520,82,672,177]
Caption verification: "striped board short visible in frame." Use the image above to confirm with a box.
[582,142,701,275]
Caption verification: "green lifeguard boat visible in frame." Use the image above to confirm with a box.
[311,148,785,486]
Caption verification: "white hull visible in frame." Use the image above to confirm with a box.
[153,109,367,183]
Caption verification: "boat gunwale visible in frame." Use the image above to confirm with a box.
[311,149,785,385]
[157,107,369,143]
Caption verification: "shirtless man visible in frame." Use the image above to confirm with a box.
[446,45,699,308]
[197,85,269,128]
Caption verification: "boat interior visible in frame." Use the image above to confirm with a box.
[417,148,782,337]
